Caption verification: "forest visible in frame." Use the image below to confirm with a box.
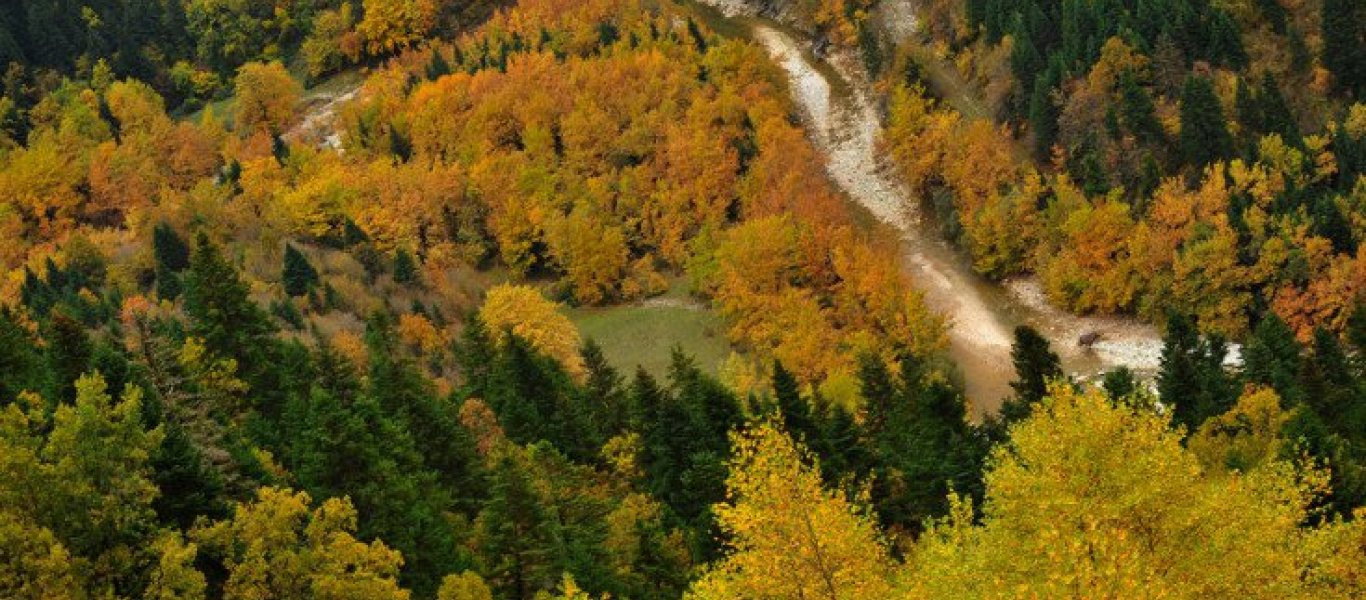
[1,0,1365,598]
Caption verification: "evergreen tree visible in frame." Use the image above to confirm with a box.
[629,363,730,541]
[1179,76,1233,168]
[1242,313,1303,403]
[476,451,564,599]
[150,421,227,531]
[1322,0,1365,96]
[0,306,42,403]
[363,312,485,509]
[857,352,897,439]
[426,48,452,80]
[855,354,985,532]
[1205,9,1247,69]
[1101,366,1139,401]
[486,332,574,452]
[1234,76,1262,150]
[153,222,190,272]
[393,247,419,286]
[1158,312,1237,432]
[43,309,92,407]
[455,313,498,397]
[1158,311,1201,427]
[281,243,319,297]
[285,341,459,597]
[581,338,627,438]
[1004,325,1062,419]
[155,266,183,301]
[183,233,277,393]
[1301,328,1358,428]
[1258,73,1300,145]
[1028,72,1059,159]
[1119,71,1163,144]
[771,360,817,446]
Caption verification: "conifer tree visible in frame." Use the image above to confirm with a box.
[0,306,42,402]
[183,233,276,386]
[771,360,817,446]
[281,243,319,297]
[476,451,564,599]
[1258,73,1300,145]
[1028,72,1058,159]
[1242,313,1302,403]
[150,421,227,530]
[1234,76,1262,149]
[1322,0,1364,96]
[1179,76,1233,168]
[1004,325,1062,420]
[393,247,419,286]
[581,338,627,437]
[1158,312,1236,433]
[153,222,190,272]
[1119,71,1163,144]
[426,48,451,80]
[43,309,92,407]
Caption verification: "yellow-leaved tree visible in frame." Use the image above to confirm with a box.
[687,422,893,600]
[233,62,301,136]
[437,571,492,600]
[191,487,410,600]
[903,384,1366,599]
[478,284,585,377]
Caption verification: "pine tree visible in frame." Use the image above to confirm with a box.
[1158,312,1236,432]
[487,333,570,450]
[1028,72,1059,159]
[1101,366,1139,400]
[1234,76,1262,149]
[1301,328,1356,427]
[1119,71,1163,144]
[1242,312,1303,403]
[153,222,190,272]
[855,354,985,532]
[43,309,92,408]
[455,313,498,396]
[1005,325,1062,416]
[0,306,42,403]
[857,352,897,438]
[393,247,419,286]
[426,48,451,80]
[771,360,816,446]
[1322,0,1364,96]
[1179,76,1233,168]
[281,243,319,297]
[581,338,627,437]
[156,266,183,301]
[1258,73,1300,145]
[150,421,227,530]
[476,451,564,599]
[1205,9,1247,69]
[364,312,485,507]
[183,233,276,376]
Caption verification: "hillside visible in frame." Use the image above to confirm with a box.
[0,0,1365,599]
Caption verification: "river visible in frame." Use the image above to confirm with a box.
[688,0,1174,413]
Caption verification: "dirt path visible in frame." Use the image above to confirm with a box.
[693,0,1178,412]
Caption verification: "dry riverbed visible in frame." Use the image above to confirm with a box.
[692,0,1198,412]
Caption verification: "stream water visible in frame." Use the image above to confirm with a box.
[688,0,1174,413]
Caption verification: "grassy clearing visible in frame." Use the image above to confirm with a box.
[566,283,732,380]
